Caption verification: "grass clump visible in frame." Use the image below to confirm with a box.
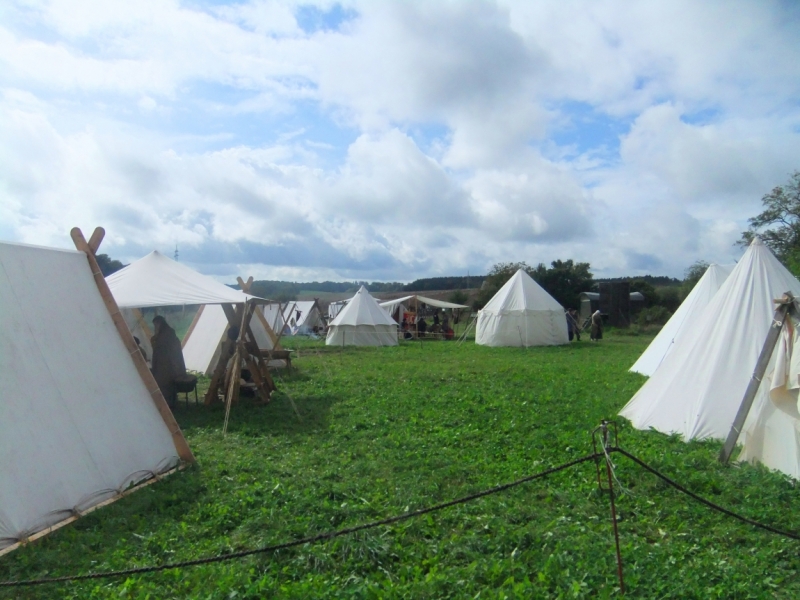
[1,334,799,598]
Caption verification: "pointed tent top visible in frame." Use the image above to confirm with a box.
[620,238,800,441]
[482,268,563,313]
[107,250,253,309]
[630,262,732,376]
[329,286,397,327]
[751,236,763,246]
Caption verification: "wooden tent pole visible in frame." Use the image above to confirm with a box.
[181,304,205,349]
[719,293,795,463]
[204,303,237,405]
[237,275,282,351]
[70,227,195,464]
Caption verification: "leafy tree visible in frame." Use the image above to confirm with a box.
[741,171,800,273]
[657,287,681,312]
[97,253,125,276]
[629,279,658,308]
[530,259,593,310]
[448,290,468,305]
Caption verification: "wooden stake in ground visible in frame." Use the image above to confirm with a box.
[719,293,796,463]
[71,227,195,464]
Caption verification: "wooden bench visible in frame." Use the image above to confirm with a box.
[259,349,295,370]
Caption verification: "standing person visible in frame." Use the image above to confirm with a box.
[567,309,581,342]
[590,310,603,342]
[151,315,187,408]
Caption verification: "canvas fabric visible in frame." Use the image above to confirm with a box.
[182,304,280,375]
[326,286,398,346]
[107,251,251,308]
[619,238,800,478]
[475,269,568,347]
[0,242,182,551]
[630,264,732,376]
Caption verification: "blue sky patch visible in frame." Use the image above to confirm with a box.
[295,4,358,34]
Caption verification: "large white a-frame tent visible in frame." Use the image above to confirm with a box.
[630,263,732,376]
[326,286,398,346]
[0,231,193,554]
[619,238,800,478]
[476,269,568,347]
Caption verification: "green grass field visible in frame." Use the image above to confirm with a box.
[2,334,799,599]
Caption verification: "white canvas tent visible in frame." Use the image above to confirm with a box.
[0,233,193,554]
[630,264,732,376]
[476,269,569,347]
[262,300,325,336]
[326,286,398,346]
[619,238,800,479]
[106,250,251,308]
[182,304,282,375]
[107,251,275,406]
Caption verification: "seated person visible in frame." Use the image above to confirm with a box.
[151,315,187,408]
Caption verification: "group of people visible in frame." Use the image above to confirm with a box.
[566,308,604,342]
[400,310,454,339]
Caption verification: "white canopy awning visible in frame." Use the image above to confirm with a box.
[380,294,468,310]
[106,251,252,309]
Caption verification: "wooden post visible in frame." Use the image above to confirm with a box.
[181,304,205,349]
[719,293,795,463]
[70,227,195,464]
[237,276,280,347]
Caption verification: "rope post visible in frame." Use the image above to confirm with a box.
[592,421,625,594]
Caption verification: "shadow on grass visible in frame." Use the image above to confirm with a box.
[173,391,340,438]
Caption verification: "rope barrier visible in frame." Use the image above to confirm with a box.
[3,443,799,589]
[613,447,800,541]
[0,453,601,588]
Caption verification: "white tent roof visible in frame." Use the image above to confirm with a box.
[0,241,186,552]
[380,295,468,310]
[330,286,398,327]
[107,250,250,308]
[619,238,800,477]
[630,263,732,376]
[482,269,563,314]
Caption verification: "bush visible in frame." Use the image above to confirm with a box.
[637,305,673,326]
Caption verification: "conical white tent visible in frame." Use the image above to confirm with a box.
[0,240,193,553]
[326,286,398,346]
[619,238,800,478]
[106,250,251,308]
[630,264,732,376]
[476,269,568,347]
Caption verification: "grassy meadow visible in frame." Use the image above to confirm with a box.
[2,333,799,598]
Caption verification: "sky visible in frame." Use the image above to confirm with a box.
[1,0,799,283]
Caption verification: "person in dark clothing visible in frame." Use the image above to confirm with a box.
[151,315,187,408]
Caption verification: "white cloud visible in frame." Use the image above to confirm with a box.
[0,0,798,282]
